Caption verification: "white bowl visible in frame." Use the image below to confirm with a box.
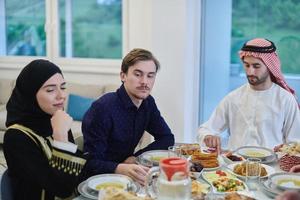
[137,150,176,166]
[236,146,273,160]
[86,174,133,192]
[269,172,300,191]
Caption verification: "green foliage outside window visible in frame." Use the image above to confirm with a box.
[59,0,122,59]
[4,0,122,59]
[231,0,300,75]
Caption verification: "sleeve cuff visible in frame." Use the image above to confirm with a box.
[53,140,78,153]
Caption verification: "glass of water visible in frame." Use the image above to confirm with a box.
[246,158,261,191]
[168,145,182,158]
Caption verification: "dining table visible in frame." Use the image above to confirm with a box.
[73,152,284,200]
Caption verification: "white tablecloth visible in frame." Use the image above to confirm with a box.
[74,160,281,200]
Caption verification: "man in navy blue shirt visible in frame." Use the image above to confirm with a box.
[82,48,174,185]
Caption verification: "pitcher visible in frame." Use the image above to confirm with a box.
[145,157,191,200]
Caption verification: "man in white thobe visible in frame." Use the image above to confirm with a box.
[198,38,300,151]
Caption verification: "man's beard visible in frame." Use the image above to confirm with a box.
[247,73,269,86]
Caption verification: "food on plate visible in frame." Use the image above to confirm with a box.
[225,192,255,200]
[212,177,245,192]
[276,143,300,171]
[244,150,266,158]
[191,180,210,195]
[192,151,219,168]
[277,178,300,188]
[190,162,204,172]
[202,170,236,183]
[225,152,244,162]
[277,142,300,155]
[180,143,201,156]
[233,162,267,177]
[95,182,124,190]
[150,156,166,162]
[102,187,153,200]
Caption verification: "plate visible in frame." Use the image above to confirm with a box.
[221,153,245,164]
[137,150,176,166]
[202,170,249,193]
[235,146,274,161]
[260,179,281,198]
[87,174,133,191]
[226,162,275,179]
[269,172,300,191]
[78,177,140,199]
[77,181,98,200]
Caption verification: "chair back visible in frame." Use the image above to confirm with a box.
[1,170,13,200]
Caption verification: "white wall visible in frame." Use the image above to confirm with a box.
[0,0,201,143]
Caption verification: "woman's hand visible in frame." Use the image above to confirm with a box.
[204,135,221,154]
[115,164,149,186]
[51,110,73,142]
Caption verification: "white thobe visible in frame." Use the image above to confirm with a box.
[198,83,300,150]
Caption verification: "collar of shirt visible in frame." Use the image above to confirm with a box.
[117,84,149,111]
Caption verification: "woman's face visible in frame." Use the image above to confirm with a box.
[36,73,67,115]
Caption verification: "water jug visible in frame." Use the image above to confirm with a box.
[145,157,191,200]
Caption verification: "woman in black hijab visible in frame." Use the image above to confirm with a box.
[3,59,86,200]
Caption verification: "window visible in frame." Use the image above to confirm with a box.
[199,0,300,148]
[199,0,300,126]
[231,0,300,75]
[0,0,122,60]
[58,0,122,59]
[0,0,46,56]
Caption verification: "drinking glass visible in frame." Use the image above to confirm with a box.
[168,146,182,158]
[245,158,261,191]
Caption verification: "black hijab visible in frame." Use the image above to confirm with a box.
[6,59,63,137]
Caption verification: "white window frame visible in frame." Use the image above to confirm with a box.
[0,0,128,75]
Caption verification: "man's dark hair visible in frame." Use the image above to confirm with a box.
[121,48,160,73]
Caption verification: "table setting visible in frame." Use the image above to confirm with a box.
[74,142,300,200]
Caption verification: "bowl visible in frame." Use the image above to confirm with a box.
[137,150,176,166]
[236,146,274,160]
[86,174,134,192]
[269,172,300,191]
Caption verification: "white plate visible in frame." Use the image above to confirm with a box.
[78,177,140,199]
[137,150,176,166]
[226,162,275,179]
[202,170,249,194]
[260,179,280,199]
[86,174,139,192]
[236,146,274,160]
[221,154,245,164]
[77,181,98,200]
[269,172,300,191]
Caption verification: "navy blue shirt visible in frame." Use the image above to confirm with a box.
[82,84,174,176]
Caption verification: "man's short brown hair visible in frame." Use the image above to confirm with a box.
[121,48,160,73]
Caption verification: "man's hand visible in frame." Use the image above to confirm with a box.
[115,164,149,186]
[203,135,221,154]
[123,156,137,164]
[290,164,300,173]
[275,190,300,200]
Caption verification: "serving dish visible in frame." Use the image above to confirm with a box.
[260,179,281,199]
[202,170,249,193]
[221,151,245,164]
[78,175,140,199]
[77,181,98,200]
[269,172,300,191]
[235,146,277,164]
[87,174,136,192]
[226,162,275,179]
[137,150,176,167]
